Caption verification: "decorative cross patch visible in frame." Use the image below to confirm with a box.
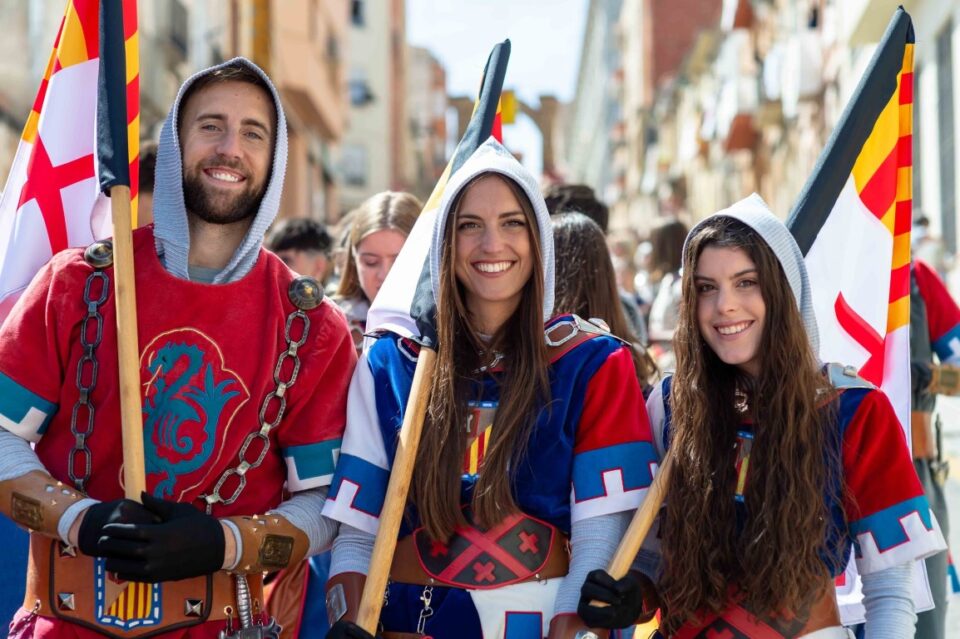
[473,561,496,583]
[518,531,539,554]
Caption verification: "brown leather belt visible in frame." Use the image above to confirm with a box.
[23,533,263,638]
[911,411,935,460]
[389,531,569,587]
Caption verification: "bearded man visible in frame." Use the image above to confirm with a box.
[0,58,355,638]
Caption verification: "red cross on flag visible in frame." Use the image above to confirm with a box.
[0,0,139,322]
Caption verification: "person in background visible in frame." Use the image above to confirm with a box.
[333,191,421,353]
[266,217,334,284]
[268,192,420,639]
[578,195,946,638]
[912,214,949,278]
[907,256,960,639]
[544,182,610,232]
[544,183,648,344]
[646,218,688,371]
[552,212,657,394]
[137,140,157,227]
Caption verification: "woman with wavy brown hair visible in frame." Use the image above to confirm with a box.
[321,138,656,639]
[578,194,946,638]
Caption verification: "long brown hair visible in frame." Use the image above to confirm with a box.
[659,217,840,633]
[411,173,551,541]
[551,212,656,385]
[336,191,421,302]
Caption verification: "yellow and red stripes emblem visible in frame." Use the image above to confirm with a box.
[107,581,156,621]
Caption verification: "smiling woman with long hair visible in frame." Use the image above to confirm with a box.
[578,195,946,638]
[320,139,656,639]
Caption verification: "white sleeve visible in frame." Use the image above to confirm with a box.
[861,562,915,639]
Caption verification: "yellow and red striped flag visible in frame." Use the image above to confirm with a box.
[0,0,139,321]
[786,7,930,623]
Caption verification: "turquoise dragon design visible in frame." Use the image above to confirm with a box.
[143,341,240,498]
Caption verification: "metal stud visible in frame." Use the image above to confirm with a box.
[58,542,77,558]
[288,276,323,310]
[83,240,114,269]
[183,598,204,617]
[57,593,75,611]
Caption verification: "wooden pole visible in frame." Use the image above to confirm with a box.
[605,449,674,579]
[356,347,437,633]
[110,185,146,500]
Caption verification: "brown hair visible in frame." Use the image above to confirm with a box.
[649,218,688,282]
[659,217,840,633]
[177,61,274,133]
[335,191,421,302]
[551,212,656,385]
[411,173,550,541]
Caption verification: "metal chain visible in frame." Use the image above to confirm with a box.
[416,585,434,634]
[68,271,109,492]
[202,309,311,513]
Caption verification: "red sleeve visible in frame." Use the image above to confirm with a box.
[0,252,87,440]
[571,343,656,522]
[842,388,945,572]
[913,259,960,362]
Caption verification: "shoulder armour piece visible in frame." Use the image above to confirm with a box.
[288,276,324,310]
[826,362,875,390]
[83,240,113,269]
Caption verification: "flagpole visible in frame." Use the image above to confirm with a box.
[110,184,146,500]
[357,348,436,633]
[605,450,673,579]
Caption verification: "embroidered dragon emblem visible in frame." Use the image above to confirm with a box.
[141,330,247,498]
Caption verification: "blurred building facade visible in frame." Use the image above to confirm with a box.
[339,0,413,212]
[406,45,447,202]
[602,0,960,259]
[0,0,353,223]
[562,0,623,209]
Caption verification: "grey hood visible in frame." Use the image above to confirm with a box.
[430,137,555,322]
[684,193,820,354]
[153,57,288,283]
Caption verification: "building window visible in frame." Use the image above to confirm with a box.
[352,0,365,27]
[342,144,368,187]
[936,22,956,253]
[348,68,375,106]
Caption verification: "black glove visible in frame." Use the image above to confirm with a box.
[77,498,159,556]
[577,569,652,628]
[97,492,225,582]
[326,620,376,639]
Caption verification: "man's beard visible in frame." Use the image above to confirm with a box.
[182,164,266,225]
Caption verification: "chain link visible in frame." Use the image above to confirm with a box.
[202,309,311,513]
[68,271,109,492]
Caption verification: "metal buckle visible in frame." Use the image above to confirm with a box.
[544,319,579,347]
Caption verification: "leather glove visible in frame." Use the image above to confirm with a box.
[578,569,656,628]
[77,498,159,556]
[97,492,225,582]
[326,620,376,639]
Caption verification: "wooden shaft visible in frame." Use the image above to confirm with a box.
[606,449,674,578]
[356,347,437,633]
[110,185,146,501]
